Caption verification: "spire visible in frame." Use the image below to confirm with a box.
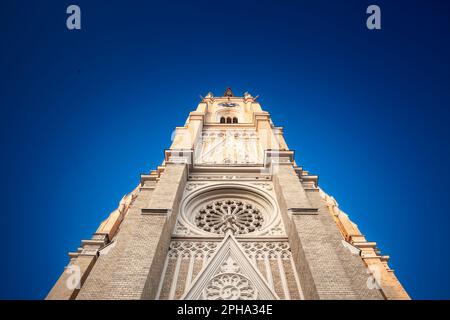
[223,87,234,97]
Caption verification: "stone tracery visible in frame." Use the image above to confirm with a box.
[203,273,258,300]
[194,199,264,235]
[176,184,286,237]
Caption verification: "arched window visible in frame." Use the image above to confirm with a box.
[226,117,232,123]
[220,117,225,123]
[233,117,238,123]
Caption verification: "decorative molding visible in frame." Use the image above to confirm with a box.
[263,150,295,167]
[265,221,285,236]
[288,207,319,215]
[165,149,193,166]
[142,208,172,216]
[252,182,273,191]
[173,221,191,236]
[240,241,291,260]
[185,183,207,192]
[188,175,271,181]
[167,241,219,259]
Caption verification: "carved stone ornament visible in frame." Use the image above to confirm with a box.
[203,273,257,300]
[176,185,286,237]
[195,199,264,235]
[182,234,278,300]
[194,130,262,165]
[185,183,207,192]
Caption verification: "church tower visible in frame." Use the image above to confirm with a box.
[47,89,409,300]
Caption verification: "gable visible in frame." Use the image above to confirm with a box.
[182,233,278,300]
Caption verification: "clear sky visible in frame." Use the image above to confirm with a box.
[1,0,450,299]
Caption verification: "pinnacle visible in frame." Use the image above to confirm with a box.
[223,87,234,97]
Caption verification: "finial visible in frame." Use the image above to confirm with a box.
[244,91,253,99]
[223,87,234,97]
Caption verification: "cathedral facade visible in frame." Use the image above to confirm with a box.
[47,89,409,300]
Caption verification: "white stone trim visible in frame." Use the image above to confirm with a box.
[290,256,305,300]
[277,254,291,299]
[156,254,170,299]
[169,255,182,300]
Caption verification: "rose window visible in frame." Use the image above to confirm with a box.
[194,200,264,235]
[203,274,258,300]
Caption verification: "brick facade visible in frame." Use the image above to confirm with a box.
[46,89,409,300]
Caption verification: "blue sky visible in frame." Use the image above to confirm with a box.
[1,0,450,299]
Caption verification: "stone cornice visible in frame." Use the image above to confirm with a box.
[141,208,172,216]
[288,207,319,215]
[164,149,194,166]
